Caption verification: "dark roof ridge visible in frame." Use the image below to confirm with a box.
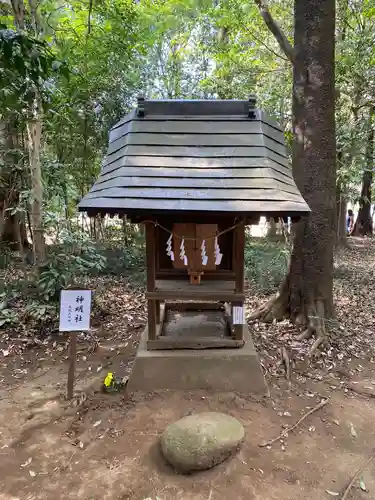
[136,95,257,118]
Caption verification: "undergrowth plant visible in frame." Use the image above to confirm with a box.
[245,239,290,295]
[36,229,107,301]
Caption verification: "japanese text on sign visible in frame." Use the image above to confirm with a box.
[59,290,92,332]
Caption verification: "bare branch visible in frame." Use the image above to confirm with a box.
[254,0,295,64]
[259,399,329,447]
[87,0,93,36]
[243,26,289,62]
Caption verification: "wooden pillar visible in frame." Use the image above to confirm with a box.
[234,221,245,293]
[145,222,156,340]
[156,300,161,323]
[233,221,245,340]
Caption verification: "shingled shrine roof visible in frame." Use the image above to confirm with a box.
[78,97,310,216]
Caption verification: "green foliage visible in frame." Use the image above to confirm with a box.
[101,243,145,280]
[335,0,375,197]
[0,25,68,113]
[25,301,57,323]
[0,244,11,269]
[0,291,18,327]
[36,230,107,301]
[0,307,18,327]
[42,0,144,197]
[245,239,289,295]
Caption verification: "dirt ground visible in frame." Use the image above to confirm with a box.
[1,238,375,500]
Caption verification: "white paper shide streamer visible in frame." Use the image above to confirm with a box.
[214,236,223,265]
[201,239,208,266]
[166,234,174,261]
[180,238,188,266]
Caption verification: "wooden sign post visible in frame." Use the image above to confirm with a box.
[59,289,92,399]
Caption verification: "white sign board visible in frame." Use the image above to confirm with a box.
[232,306,245,325]
[59,290,92,332]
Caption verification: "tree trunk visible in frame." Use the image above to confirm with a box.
[267,217,277,238]
[336,182,347,245]
[252,0,336,355]
[27,110,46,266]
[0,119,29,250]
[352,112,374,236]
[1,212,28,247]
[9,1,46,266]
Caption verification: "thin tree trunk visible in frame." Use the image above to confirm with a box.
[0,119,29,250]
[27,107,46,266]
[122,216,128,245]
[352,111,374,236]
[0,2,27,250]
[10,0,24,28]
[267,217,277,239]
[28,0,41,33]
[335,151,347,246]
[251,0,336,356]
[17,0,46,266]
[62,180,71,233]
[336,183,347,245]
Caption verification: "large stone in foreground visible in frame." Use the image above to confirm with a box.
[160,412,245,473]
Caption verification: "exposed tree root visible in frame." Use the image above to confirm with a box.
[249,294,287,323]
[296,328,312,341]
[251,292,329,358]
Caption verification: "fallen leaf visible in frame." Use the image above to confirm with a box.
[325,490,339,496]
[93,420,102,428]
[349,422,357,438]
[21,457,32,468]
[305,392,315,398]
[359,477,367,492]
[29,470,36,477]
[97,365,103,373]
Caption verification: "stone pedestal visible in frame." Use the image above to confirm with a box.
[127,324,267,394]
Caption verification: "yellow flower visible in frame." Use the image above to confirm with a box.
[104,372,114,387]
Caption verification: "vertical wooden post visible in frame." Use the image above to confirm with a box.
[67,331,77,399]
[155,300,161,323]
[147,300,157,339]
[233,221,245,341]
[145,222,156,340]
[234,221,245,293]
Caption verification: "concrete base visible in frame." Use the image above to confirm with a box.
[127,324,267,394]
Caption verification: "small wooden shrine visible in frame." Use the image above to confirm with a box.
[79,97,309,352]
